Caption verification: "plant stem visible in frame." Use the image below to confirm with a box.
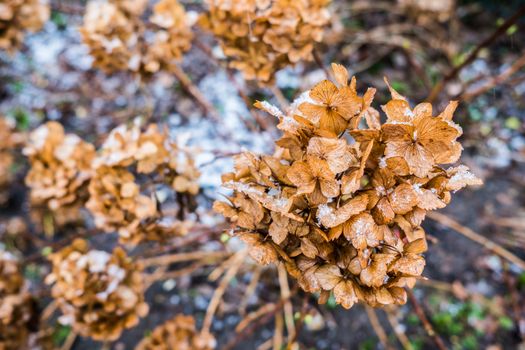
[427,4,525,102]
[428,211,525,270]
[406,289,447,350]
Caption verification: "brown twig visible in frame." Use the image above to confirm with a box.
[22,228,106,266]
[277,264,295,341]
[502,260,525,342]
[138,223,227,259]
[139,250,230,268]
[407,289,447,350]
[202,249,248,334]
[239,266,263,316]
[236,303,278,333]
[460,53,525,101]
[273,312,284,350]
[193,36,271,130]
[50,1,84,15]
[427,4,525,102]
[169,63,222,122]
[223,290,294,350]
[365,306,394,350]
[385,307,413,350]
[270,85,289,110]
[60,332,77,350]
[312,48,331,80]
[428,211,525,270]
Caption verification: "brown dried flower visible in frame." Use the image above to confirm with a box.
[144,0,194,73]
[199,0,331,84]
[45,239,149,341]
[0,0,50,52]
[24,122,95,225]
[87,122,200,245]
[136,314,216,350]
[215,63,482,309]
[80,0,193,75]
[0,250,35,349]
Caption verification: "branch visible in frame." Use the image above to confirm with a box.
[169,63,222,122]
[406,289,447,350]
[365,306,394,350]
[202,249,247,334]
[426,4,525,102]
[460,53,525,101]
[139,250,230,268]
[313,48,331,80]
[385,308,413,350]
[193,36,272,130]
[428,211,525,270]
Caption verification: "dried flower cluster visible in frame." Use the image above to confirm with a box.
[199,0,331,84]
[136,315,216,350]
[0,0,49,51]
[86,122,200,245]
[0,250,35,349]
[215,64,482,308]
[80,0,193,75]
[24,122,95,224]
[45,239,148,341]
[0,117,17,205]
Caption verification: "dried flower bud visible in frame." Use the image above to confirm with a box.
[0,0,50,52]
[0,250,35,349]
[215,63,482,309]
[24,122,95,220]
[45,239,149,341]
[199,0,331,84]
[136,315,216,350]
[87,122,200,244]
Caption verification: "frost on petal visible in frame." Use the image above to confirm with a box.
[317,195,368,228]
[446,165,483,191]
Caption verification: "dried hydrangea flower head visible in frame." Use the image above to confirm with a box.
[80,0,193,75]
[0,117,18,205]
[87,122,200,244]
[215,63,482,309]
[0,249,35,349]
[144,0,195,73]
[24,121,95,223]
[136,314,216,350]
[199,0,331,84]
[0,0,50,52]
[80,0,145,73]
[45,239,148,341]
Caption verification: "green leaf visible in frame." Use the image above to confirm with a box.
[41,246,53,257]
[518,272,525,289]
[505,116,521,130]
[51,11,68,30]
[461,335,478,350]
[498,316,514,331]
[53,324,71,345]
[11,108,30,131]
[506,24,518,36]
[407,313,420,326]
[358,338,375,350]
[220,233,230,243]
[326,293,337,309]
